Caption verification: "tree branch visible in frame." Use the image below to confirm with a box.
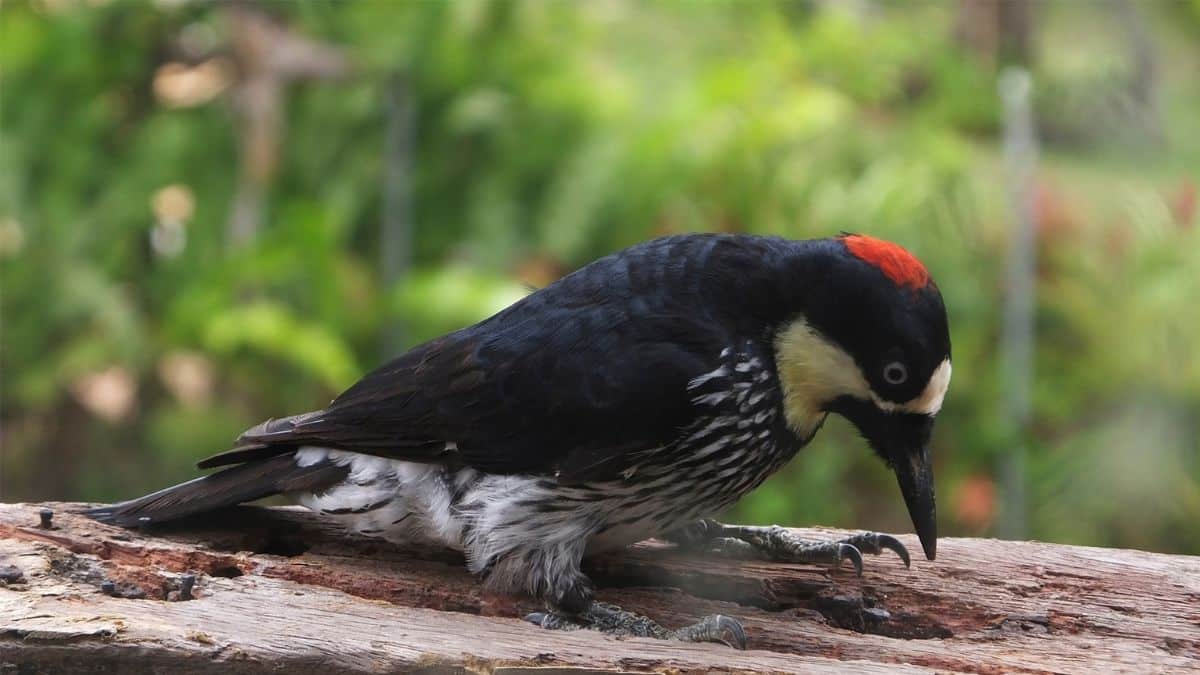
[1,502,1197,673]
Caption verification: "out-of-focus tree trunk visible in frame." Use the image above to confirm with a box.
[955,0,1035,68]
[998,68,1039,541]
[1116,0,1162,142]
[223,6,349,249]
[379,74,416,358]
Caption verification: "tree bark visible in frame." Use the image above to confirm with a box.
[1,502,1197,673]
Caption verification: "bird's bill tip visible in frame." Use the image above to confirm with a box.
[893,445,937,561]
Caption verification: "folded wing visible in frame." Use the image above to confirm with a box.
[201,303,724,483]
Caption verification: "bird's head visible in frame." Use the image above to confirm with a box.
[773,234,951,560]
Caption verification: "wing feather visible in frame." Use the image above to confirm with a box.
[207,236,746,480]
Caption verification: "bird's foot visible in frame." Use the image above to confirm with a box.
[525,601,746,649]
[674,520,910,576]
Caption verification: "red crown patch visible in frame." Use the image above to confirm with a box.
[841,234,930,290]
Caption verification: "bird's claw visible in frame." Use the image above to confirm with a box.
[528,603,747,649]
[878,534,911,568]
[716,615,748,650]
[524,611,583,631]
[837,543,864,577]
[697,523,912,576]
[841,532,911,569]
[669,614,747,650]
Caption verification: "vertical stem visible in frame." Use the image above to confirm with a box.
[1115,0,1161,142]
[380,73,415,359]
[998,68,1038,540]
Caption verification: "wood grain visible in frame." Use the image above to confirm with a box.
[1,502,1197,673]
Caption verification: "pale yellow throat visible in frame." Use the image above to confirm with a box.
[773,319,952,438]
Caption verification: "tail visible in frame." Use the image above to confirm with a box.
[195,410,342,470]
[84,453,349,527]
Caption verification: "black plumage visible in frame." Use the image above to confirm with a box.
[200,234,944,478]
[86,454,349,527]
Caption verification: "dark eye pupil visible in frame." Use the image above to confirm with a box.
[884,362,907,384]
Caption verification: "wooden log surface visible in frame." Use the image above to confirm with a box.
[1,501,1197,674]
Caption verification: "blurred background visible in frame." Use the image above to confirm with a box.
[2,0,1198,555]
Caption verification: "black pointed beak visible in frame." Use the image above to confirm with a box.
[825,396,941,561]
[893,445,937,560]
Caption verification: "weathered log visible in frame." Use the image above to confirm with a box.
[1,502,1197,673]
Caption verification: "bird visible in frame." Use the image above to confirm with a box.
[87,232,951,649]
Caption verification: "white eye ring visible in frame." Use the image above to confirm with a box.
[883,361,908,385]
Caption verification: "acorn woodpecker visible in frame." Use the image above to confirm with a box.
[88,233,951,649]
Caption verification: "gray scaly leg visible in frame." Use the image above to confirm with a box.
[525,601,746,649]
[667,519,910,576]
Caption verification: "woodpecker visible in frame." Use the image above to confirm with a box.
[88,233,951,649]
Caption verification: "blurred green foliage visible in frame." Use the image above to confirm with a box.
[1,0,1197,554]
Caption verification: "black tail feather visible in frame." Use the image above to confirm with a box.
[84,453,349,527]
[196,411,328,469]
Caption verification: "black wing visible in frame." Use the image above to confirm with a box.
[202,237,743,481]
[203,312,723,481]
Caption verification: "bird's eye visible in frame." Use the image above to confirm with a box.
[882,361,908,385]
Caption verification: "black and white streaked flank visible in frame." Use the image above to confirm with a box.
[88,233,952,649]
